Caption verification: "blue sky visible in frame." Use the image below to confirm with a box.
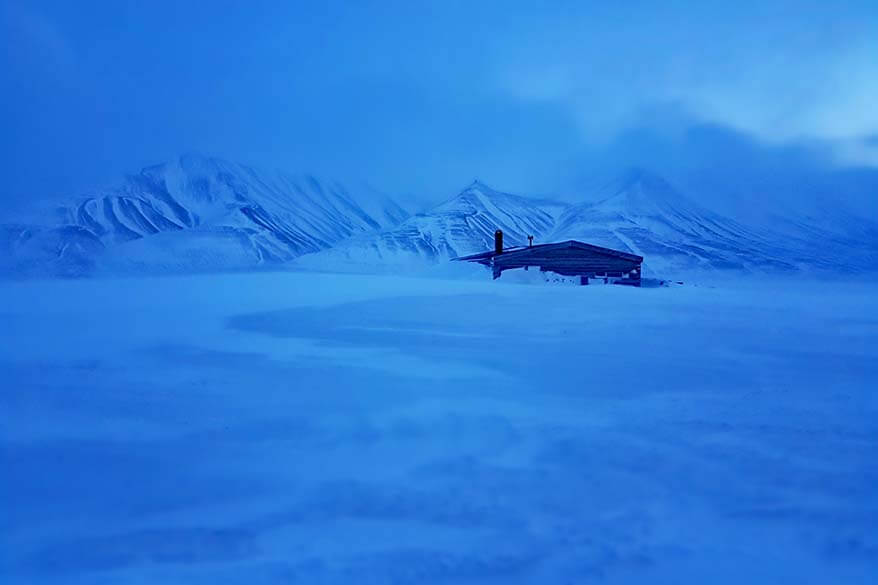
[2,0,877,210]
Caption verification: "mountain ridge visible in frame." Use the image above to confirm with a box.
[299,168,878,277]
[0,154,410,277]
[294,181,568,272]
[2,157,875,278]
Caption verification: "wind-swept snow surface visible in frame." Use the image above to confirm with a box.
[2,273,876,583]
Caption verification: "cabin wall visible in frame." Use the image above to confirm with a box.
[491,248,641,286]
[464,242,643,286]
[494,252,639,275]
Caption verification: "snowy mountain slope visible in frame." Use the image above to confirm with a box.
[550,169,878,276]
[0,155,409,277]
[765,201,878,269]
[295,181,568,271]
[300,169,876,277]
[550,170,803,275]
[4,159,874,279]
[348,182,415,228]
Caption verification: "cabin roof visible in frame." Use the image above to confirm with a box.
[455,239,643,264]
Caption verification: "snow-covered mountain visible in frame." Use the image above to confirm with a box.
[551,169,877,276]
[550,170,798,275]
[295,181,567,272]
[0,155,409,277]
[298,169,877,277]
[3,158,874,279]
[765,202,878,270]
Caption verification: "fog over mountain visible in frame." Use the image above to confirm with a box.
[3,2,877,212]
[568,121,878,223]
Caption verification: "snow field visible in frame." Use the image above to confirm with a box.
[1,271,876,583]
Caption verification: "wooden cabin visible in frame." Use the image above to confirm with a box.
[456,230,643,286]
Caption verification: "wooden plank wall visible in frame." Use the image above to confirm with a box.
[494,250,640,275]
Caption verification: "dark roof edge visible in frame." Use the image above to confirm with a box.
[453,246,526,261]
[554,240,643,262]
[455,240,642,263]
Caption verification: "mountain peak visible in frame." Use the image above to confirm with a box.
[464,179,496,192]
[590,168,693,214]
[136,152,225,181]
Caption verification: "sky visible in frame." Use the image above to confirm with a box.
[2,0,877,213]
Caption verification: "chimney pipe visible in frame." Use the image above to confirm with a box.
[528,235,534,247]
[494,230,503,255]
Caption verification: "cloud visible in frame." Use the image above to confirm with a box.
[558,110,878,221]
[491,2,878,156]
[679,40,878,144]
[2,0,876,209]
[834,136,878,168]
